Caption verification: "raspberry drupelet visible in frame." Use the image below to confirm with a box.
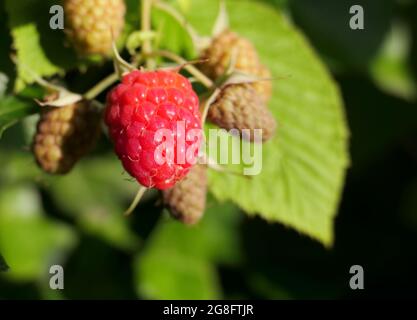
[105,70,202,190]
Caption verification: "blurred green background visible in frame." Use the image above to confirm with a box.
[1,0,417,299]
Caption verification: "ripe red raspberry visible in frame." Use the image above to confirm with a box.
[105,70,202,190]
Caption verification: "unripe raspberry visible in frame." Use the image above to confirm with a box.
[200,30,272,102]
[105,70,202,190]
[208,84,276,142]
[163,164,207,225]
[252,64,272,103]
[33,100,101,174]
[201,30,259,79]
[64,0,126,56]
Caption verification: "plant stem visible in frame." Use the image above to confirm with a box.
[142,0,155,69]
[200,88,220,126]
[124,185,148,216]
[83,73,119,100]
[112,39,136,78]
[200,153,251,179]
[154,50,214,88]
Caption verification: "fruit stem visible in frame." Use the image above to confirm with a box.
[201,153,251,179]
[112,38,136,78]
[83,73,119,100]
[153,50,213,88]
[141,0,155,69]
[200,87,221,126]
[124,185,148,216]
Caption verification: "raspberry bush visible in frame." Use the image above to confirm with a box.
[0,0,357,299]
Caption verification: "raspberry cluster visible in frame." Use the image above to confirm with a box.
[105,70,202,190]
[201,29,276,143]
[26,0,278,223]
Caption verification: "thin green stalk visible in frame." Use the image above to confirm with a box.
[141,0,155,69]
[124,185,148,216]
[154,50,214,88]
[83,73,119,100]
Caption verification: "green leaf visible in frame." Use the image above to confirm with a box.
[5,0,77,90]
[0,95,38,138]
[152,6,196,59]
[0,253,9,272]
[44,156,141,251]
[137,250,219,300]
[0,152,41,183]
[0,184,76,281]
[370,22,416,100]
[134,197,241,299]
[188,0,350,246]
[0,149,141,252]
[262,0,289,8]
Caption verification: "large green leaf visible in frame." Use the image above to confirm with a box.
[152,6,196,59]
[187,0,350,246]
[0,95,38,138]
[5,0,78,90]
[0,184,76,281]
